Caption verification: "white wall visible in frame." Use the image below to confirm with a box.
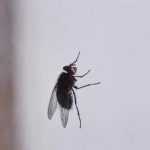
[13,0,150,150]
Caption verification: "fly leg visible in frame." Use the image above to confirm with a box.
[73,82,100,89]
[71,51,80,64]
[74,70,90,78]
[72,89,81,128]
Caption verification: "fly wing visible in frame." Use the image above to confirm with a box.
[59,92,73,128]
[60,107,69,128]
[48,84,57,120]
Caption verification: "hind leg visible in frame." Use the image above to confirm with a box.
[72,89,81,128]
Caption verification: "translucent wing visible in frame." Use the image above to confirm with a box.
[59,92,73,128]
[60,107,69,128]
[48,84,57,120]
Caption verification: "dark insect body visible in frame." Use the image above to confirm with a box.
[57,72,75,109]
[48,52,100,128]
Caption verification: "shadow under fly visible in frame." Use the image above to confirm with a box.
[48,52,100,128]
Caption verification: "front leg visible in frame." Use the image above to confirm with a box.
[74,70,90,78]
[73,82,100,89]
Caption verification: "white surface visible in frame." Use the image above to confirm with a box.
[13,0,150,150]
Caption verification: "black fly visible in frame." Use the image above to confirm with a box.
[48,52,100,128]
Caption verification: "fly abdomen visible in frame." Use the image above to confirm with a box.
[56,72,75,109]
[57,92,73,109]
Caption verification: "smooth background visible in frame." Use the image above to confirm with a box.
[13,0,150,150]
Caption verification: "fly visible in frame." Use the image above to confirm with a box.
[48,52,100,128]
